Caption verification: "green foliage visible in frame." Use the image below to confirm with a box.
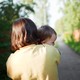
[63,33,80,54]
[0,52,11,80]
[55,17,65,35]
[68,41,80,54]
[62,0,80,31]
[62,32,72,43]
[0,0,35,25]
[56,0,80,34]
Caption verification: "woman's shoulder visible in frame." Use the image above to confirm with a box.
[40,44,60,55]
[39,44,56,49]
[6,53,14,65]
[36,44,58,53]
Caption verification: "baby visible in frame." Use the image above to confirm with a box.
[38,25,57,45]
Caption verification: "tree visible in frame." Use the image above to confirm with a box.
[0,0,35,28]
[60,0,80,33]
[55,17,64,35]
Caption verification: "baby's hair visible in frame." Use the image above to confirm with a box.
[38,25,57,44]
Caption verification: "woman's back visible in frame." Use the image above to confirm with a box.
[6,44,60,80]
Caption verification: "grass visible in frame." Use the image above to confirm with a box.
[63,37,80,55]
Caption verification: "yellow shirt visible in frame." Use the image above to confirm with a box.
[6,44,60,80]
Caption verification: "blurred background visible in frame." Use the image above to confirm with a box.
[0,0,80,79]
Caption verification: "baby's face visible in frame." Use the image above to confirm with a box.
[42,34,57,45]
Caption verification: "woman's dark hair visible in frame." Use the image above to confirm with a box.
[11,18,39,51]
[38,25,57,43]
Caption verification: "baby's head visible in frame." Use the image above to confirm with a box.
[38,25,57,45]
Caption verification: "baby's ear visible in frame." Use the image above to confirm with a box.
[42,40,45,44]
[41,39,47,44]
[42,38,50,44]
